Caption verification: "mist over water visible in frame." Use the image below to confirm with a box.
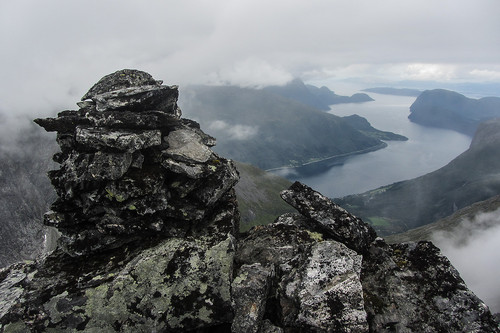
[432,209,500,313]
[290,93,472,198]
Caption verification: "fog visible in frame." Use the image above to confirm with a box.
[432,209,500,313]
[208,120,259,141]
[1,1,500,119]
[0,111,49,153]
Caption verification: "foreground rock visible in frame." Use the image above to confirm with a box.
[280,181,376,254]
[363,239,497,332]
[236,184,498,332]
[1,70,239,332]
[0,70,498,332]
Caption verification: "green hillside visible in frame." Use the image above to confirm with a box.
[179,85,386,171]
[234,161,294,232]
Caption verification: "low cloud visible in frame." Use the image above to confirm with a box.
[2,0,499,120]
[469,69,500,81]
[205,58,293,88]
[208,120,258,141]
[431,208,500,313]
[268,167,299,178]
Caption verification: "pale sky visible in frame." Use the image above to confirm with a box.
[1,0,499,116]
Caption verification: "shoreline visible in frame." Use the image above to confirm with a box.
[265,142,387,175]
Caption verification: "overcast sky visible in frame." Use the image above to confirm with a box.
[1,0,499,116]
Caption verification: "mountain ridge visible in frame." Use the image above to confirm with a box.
[264,78,374,110]
[384,194,500,244]
[180,84,389,171]
[408,89,500,136]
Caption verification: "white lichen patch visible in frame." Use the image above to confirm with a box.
[296,241,368,332]
[164,130,212,163]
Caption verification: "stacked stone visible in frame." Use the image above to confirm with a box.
[35,69,239,256]
[2,70,498,332]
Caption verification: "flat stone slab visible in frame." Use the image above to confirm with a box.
[280,182,376,253]
[82,69,162,100]
[164,129,213,163]
[295,241,368,332]
[76,127,161,152]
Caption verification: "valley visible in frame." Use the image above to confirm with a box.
[1,78,500,320]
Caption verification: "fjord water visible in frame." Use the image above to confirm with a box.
[292,93,471,198]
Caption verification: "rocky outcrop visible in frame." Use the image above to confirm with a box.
[362,239,497,332]
[0,70,498,332]
[1,70,239,332]
[235,184,499,332]
[280,181,376,254]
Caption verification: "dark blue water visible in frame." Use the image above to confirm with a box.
[285,93,472,198]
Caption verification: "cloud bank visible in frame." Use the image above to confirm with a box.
[432,209,500,313]
[1,0,499,117]
[208,120,258,141]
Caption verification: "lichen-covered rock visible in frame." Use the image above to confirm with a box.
[0,233,235,332]
[164,129,213,163]
[75,127,162,152]
[0,70,240,331]
[92,84,180,113]
[235,219,368,332]
[81,69,162,100]
[80,235,235,332]
[32,70,239,257]
[2,71,499,332]
[362,238,500,332]
[236,183,499,332]
[232,263,274,333]
[280,181,376,254]
[293,241,367,332]
[80,69,179,113]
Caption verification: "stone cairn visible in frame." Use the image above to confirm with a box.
[35,69,239,256]
[1,70,498,332]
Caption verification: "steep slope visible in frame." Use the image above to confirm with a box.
[234,161,293,232]
[336,118,500,235]
[408,89,500,136]
[384,195,500,314]
[384,194,500,244]
[0,126,56,267]
[179,85,385,171]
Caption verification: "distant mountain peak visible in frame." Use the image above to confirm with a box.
[264,79,373,111]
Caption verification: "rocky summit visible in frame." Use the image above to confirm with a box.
[0,70,499,332]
